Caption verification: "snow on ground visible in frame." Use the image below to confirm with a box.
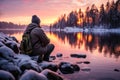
[51,27,120,33]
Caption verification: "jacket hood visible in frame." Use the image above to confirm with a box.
[25,23,40,34]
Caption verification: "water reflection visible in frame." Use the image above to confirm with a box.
[0,29,24,35]
[50,31,120,59]
[1,30,120,80]
[1,29,120,59]
[0,29,24,43]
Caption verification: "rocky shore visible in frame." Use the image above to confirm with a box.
[0,32,83,80]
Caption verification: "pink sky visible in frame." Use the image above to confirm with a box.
[0,0,116,25]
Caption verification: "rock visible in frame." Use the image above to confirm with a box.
[81,67,91,72]
[15,54,42,73]
[0,33,19,53]
[0,39,6,44]
[0,42,4,47]
[0,33,9,40]
[39,61,58,72]
[41,69,63,80]
[114,69,120,72]
[0,46,15,61]
[70,53,86,58]
[49,56,56,61]
[0,70,15,80]
[5,41,19,53]
[18,59,42,73]
[83,61,90,64]
[31,56,39,61]
[9,36,18,43]
[0,59,21,79]
[76,61,83,64]
[0,58,8,65]
[56,53,63,57]
[15,54,31,60]
[20,70,48,80]
[71,64,80,71]
[59,62,74,74]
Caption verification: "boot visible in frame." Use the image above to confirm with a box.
[43,44,55,61]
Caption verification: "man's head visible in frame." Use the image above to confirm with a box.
[32,15,41,25]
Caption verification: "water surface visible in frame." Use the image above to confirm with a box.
[1,29,120,80]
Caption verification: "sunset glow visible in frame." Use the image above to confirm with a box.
[77,18,83,25]
[87,34,92,42]
[77,32,83,41]
[0,0,116,25]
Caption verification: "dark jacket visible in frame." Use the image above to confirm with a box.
[24,23,50,55]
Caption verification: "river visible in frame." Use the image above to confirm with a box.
[0,29,120,80]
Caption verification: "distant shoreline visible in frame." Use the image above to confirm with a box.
[50,27,120,33]
[0,29,25,31]
[1,28,120,34]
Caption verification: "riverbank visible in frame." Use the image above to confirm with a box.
[0,32,64,80]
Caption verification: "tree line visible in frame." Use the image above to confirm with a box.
[51,0,120,29]
[0,21,26,29]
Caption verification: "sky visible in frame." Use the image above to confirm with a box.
[0,0,116,25]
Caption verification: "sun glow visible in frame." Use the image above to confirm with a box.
[0,16,31,25]
[46,32,58,42]
[0,16,57,25]
[77,18,83,25]
[77,33,83,41]
[87,34,92,42]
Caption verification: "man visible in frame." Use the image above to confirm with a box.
[24,15,54,62]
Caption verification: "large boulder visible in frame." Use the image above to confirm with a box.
[0,46,16,61]
[20,70,48,80]
[0,70,15,80]
[59,62,74,74]
[59,62,80,74]
[39,61,58,72]
[0,33,9,40]
[15,54,42,73]
[15,54,31,61]
[12,54,31,66]
[0,38,6,44]
[5,41,19,53]
[0,33,19,54]
[0,59,21,79]
[71,64,80,71]
[18,59,42,73]
[9,36,18,43]
[0,42,4,47]
[41,69,63,80]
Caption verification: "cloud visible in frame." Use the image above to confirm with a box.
[0,0,116,25]
[0,12,2,18]
[72,0,92,7]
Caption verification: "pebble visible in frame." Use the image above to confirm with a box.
[70,53,87,58]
